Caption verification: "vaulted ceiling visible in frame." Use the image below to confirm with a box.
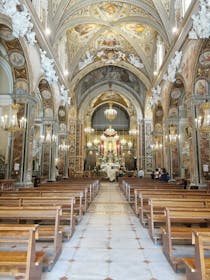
[48,1,176,113]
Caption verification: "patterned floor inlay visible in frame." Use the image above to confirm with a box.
[40,182,185,280]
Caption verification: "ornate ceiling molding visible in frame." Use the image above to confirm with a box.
[70,61,151,93]
[78,83,143,121]
[53,0,162,33]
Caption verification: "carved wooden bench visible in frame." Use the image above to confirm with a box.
[138,191,210,226]
[182,231,210,280]
[161,208,210,272]
[147,198,210,242]
[0,196,75,239]
[0,206,62,271]
[0,224,45,279]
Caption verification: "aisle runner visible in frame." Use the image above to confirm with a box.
[42,183,185,280]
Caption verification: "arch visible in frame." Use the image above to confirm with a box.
[78,84,143,122]
[91,103,130,131]
[0,56,13,94]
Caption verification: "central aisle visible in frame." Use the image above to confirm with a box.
[43,182,185,280]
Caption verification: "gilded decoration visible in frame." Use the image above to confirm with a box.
[65,2,159,72]
[76,66,146,106]
[14,68,27,79]
[39,80,54,109]
[15,79,28,95]
[145,121,153,172]
[92,92,128,108]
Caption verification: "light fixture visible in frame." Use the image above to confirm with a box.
[64,70,69,76]
[59,142,70,151]
[40,126,57,143]
[104,126,117,137]
[129,129,139,136]
[151,142,163,151]
[195,116,202,129]
[84,126,94,133]
[120,138,127,145]
[199,102,210,132]
[93,137,100,145]
[114,134,119,140]
[45,27,51,36]
[87,141,92,148]
[168,125,180,144]
[104,103,117,121]
[0,103,26,132]
[172,26,178,34]
[101,134,106,141]
[128,141,133,149]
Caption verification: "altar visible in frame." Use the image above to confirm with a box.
[100,163,119,181]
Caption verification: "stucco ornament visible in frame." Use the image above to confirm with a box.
[79,51,94,70]
[189,0,210,39]
[0,0,36,45]
[40,49,58,84]
[151,85,161,107]
[128,54,144,69]
[60,85,71,105]
[163,51,182,83]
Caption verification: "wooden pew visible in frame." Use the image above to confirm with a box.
[135,189,208,216]
[161,208,210,271]
[0,190,84,223]
[0,206,62,271]
[39,179,100,204]
[138,191,210,226]
[0,179,16,191]
[147,198,210,242]
[182,232,210,280]
[0,196,75,239]
[0,224,45,279]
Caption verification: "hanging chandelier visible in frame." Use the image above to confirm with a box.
[84,126,94,133]
[104,103,117,121]
[129,129,139,136]
[166,125,180,145]
[40,126,57,143]
[87,141,93,148]
[104,125,117,137]
[59,142,70,151]
[0,103,26,132]
[120,138,127,145]
[151,142,163,151]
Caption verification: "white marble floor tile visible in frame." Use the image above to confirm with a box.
[40,182,187,280]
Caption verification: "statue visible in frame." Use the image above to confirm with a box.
[128,54,144,69]
[79,51,94,69]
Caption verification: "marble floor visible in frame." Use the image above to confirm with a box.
[41,182,185,280]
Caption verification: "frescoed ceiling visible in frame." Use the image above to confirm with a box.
[50,1,175,111]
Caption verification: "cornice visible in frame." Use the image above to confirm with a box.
[153,0,199,89]
[54,0,162,37]
[24,0,67,88]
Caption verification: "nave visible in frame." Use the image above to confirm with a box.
[41,182,185,280]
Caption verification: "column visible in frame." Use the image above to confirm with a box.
[144,119,153,174]
[20,102,34,186]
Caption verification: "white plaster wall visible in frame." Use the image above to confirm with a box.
[25,44,42,91]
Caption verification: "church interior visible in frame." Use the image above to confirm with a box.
[0,0,210,279]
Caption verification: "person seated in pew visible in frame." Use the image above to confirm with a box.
[138,169,144,178]
[160,168,169,182]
